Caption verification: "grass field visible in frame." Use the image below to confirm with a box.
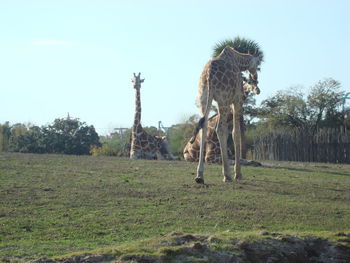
[1,153,350,261]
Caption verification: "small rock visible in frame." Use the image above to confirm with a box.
[81,255,106,263]
[335,232,347,237]
[339,237,350,243]
[182,234,196,241]
[207,235,222,243]
[192,242,204,250]
[280,235,299,244]
[165,231,183,236]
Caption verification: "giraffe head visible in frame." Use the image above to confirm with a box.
[248,72,260,94]
[242,73,260,96]
[247,50,262,78]
[246,53,260,96]
[132,72,145,89]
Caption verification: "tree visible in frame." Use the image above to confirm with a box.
[240,93,261,158]
[257,78,346,133]
[44,117,101,155]
[91,129,132,157]
[10,126,46,153]
[259,88,309,130]
[167,115,199,156]
[244,94,260,125]
[344,108,350,128]
[8,123,30,151]
[0,122,11,152]
[307,78,345,131]
[7,117,101,155]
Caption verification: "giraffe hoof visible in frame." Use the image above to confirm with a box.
[234,174,243,180]
[223,176,233,182]
[195,177,204,184]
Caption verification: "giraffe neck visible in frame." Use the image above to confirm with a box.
[133,87,142,132]
[221,48,254,71]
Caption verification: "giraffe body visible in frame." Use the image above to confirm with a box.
[195,47,261,183]
[130,73,176,160]
[184,78,259,163]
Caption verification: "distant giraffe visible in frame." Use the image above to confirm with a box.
[129,73,176,160]
[183,77,260,163]
[194,46,262,183]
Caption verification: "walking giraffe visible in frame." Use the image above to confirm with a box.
[195,46,262,183]
[129,73,176,160]
[184,77,260,163]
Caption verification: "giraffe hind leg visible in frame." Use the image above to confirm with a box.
[195,122,207,184]
[195,99,213,184]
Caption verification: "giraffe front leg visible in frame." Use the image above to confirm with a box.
[156,151,164,160]
[232,103,242,180]
[130,148,141,159]
[216,108,232,182]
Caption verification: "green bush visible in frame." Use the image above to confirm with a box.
[90,144,120,156]
[2,117,100,155]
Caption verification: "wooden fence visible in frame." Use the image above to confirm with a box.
[253,127,350,163]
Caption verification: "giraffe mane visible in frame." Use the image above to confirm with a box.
[227,46,254,57]
[224,46,263,65]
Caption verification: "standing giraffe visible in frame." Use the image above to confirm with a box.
[195,46,262,183]
[184,77,260,163]
[130,73,176,160]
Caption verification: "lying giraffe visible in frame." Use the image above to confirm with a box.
[129,73,176,160]
[184,113,232,163]
[183,76,260,163]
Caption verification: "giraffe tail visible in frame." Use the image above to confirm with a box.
[189,117,205,144]
[190,70,214,144]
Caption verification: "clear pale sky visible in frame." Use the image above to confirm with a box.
[1,0,349,135]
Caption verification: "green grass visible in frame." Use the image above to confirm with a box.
[0,153,349,260]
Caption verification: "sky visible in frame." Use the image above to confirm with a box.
[1,0,349,135]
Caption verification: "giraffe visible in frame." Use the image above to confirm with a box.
[195,46,262,183]
[129,73,176,160]
[183,113,232,163]
[183,76,260,164]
